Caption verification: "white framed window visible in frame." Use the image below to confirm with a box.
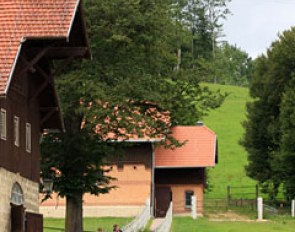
[26,123,31,153]
[11,182,24,205]
[14,116,20,147]
[185,190,194,208]
[0,108,7,140]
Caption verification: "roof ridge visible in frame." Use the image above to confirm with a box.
[172,125,216,136]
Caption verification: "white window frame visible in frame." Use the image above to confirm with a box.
[26,123,31,153]
[185,190,194,209]
[14,116,20,147]
[11,182,24,205]
[0,108,7,140]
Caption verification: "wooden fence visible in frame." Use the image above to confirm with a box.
[154,202,173,232]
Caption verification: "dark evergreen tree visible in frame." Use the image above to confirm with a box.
[242,27,295,198]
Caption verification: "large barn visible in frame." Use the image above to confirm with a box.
[0,0,89,231]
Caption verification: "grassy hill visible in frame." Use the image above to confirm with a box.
[202,83,257,199]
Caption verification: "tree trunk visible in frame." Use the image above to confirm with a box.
[176,48,181,71]
[65,192,83,232]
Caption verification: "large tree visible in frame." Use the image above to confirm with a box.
[41,1,225,231]
[241,27,295,199]
[170,0,231,75]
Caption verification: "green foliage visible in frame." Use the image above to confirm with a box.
[214,43,253,86]
[241,27,295,199]
[170,0,232,75]
[41,0,226,201]
[40,1,229,231]
[203,83,255,198]
[277,76,295,199]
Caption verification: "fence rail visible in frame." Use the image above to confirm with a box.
[154,202,173,232]
[122,199,151,232]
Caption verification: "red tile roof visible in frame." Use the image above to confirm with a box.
[0,0,80,95]
[155,125,217,168]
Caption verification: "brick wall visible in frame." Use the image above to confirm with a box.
[158,184,204,215]
[0,168,39,232]
[41,143,153,218]
[155,168,205,215]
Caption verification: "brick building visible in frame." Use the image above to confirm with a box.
[41,125,217,218]
[0,1,89,231]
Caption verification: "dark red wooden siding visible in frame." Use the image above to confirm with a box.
[0,51,41,183]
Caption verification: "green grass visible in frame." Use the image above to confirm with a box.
[171,216,295,232]
[44,217,132,232]
[202,83,257,198]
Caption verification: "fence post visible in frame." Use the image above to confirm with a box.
[292,200,295,217]
[191,195,197,219]
[227,185,231,207]
[255,184,259,200]
[257,197,263,220]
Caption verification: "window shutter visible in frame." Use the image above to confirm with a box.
[26,123,31,153]
[14,116,20,147]
[0,108,7,140]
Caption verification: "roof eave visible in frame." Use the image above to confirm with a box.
[4,42,23,95]
[155,165,215,169]
[109,138,164,143]
[67,0,92,59]
[67,0,80,42]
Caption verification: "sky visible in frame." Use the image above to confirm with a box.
[223,0,295,59]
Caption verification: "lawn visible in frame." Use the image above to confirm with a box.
[44,217,132,232]
[171,216,295,232]
[202,83,257,199]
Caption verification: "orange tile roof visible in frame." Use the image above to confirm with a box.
[155,125,217,168]
[0,0,80,95]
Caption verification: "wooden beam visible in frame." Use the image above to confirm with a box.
[28,47,89,59]
[40,107,59,112]
[20,56,36,73]
[34,64,53,83]
[29,64,53,103]
[30,81,49,103]
[40,108,58,125]
[17,46,51,76]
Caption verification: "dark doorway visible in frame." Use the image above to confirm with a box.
[11,204,25,232]
[155,186,171,217]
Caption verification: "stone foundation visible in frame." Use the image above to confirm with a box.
[0,168,39,232]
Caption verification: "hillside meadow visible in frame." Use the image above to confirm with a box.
[202,83,257,199]
[171,216,295,232]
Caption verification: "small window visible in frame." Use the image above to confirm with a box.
[26,123,31,153]
[14,116,20,147]
[185,191,194,208]
[0,108,7,140]
[11,182,24,205]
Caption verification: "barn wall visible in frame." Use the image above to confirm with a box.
[0,56,41,183]
[0,168,39,232]
[41,143,153,217]
[155,168,205,215]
